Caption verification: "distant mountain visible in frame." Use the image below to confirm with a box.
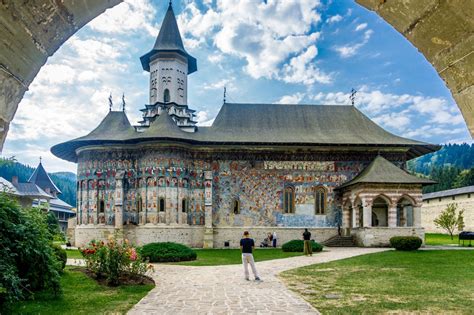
[0,159,76,207]
[408,143,474,193]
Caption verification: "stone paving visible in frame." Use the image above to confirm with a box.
[128,247,388,315]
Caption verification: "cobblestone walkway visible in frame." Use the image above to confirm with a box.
[128,247,387,315]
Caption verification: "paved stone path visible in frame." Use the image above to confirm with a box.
[128,247,387,315]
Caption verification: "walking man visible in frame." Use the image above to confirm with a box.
[303,228,312,256]
[240,231,261,281]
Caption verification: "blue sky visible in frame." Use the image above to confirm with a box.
[4,0,471,173]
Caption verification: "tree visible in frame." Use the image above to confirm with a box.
[433,203,465,240]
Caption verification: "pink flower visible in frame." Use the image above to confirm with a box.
[129,248,137,261]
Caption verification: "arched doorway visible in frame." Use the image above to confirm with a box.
[372,196,389,227]
[397,196,415,227]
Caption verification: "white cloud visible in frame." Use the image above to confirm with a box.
[178,0,329,85]
[195,110,215,126]
[326,14,342,24]
[355,23,367,31]
[87,0,158,36]
[276,93,305,104]
[202,78,236,91]
[334,29,373,58]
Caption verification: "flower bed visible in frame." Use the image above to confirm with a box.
[80,237,154,286]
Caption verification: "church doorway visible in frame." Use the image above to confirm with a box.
[371,196,389,227]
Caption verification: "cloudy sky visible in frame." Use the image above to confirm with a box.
[4,0,471,173]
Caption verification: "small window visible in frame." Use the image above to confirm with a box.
[164,89,170,103]
[315,186,326,214]
[426,200,430,204]
[182,199,188,213]
[283,186,295,214]
[439,198,442,202]
[98,200,105,213]
[452,196,456,200]
[233,199,240,214]
[159,198,165,212]
[468,193,471,198]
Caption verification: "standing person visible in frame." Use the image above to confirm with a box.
[240,231,261,281]
[303,228,312,256]
[272,231,277,248]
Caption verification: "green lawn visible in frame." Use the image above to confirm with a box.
[7,267,154,315]
[66,248,83,259]
[425,233,460,245]
[175,248,303,266]
[280,250,474,314]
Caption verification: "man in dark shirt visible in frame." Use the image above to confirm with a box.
[303,228,312,256]
[240,231,261,281]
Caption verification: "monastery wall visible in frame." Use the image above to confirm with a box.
[352,227,425,247]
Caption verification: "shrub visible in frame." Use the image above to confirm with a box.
[52,245,67,271]
[80,238,152,286]
[140,242,197,262]
[282,240,323,253]
[0,193,61,305]
[390,236,422,251]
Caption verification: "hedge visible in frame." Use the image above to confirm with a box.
[52,245,67,270]
[389,236,422,251]
[282,240,323,253]
[140,242,197,262]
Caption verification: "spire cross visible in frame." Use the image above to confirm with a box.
[223,86,226,104]
[122,93,126,112]
[350,88,357,106]
[108,93,113,111]
[39,156,42,163]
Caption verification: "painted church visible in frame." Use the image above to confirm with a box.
[52,3,438,248]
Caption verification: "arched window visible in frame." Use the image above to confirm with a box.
[137,196,143,213]
[314,187,327,214]
[233,199,240,214]
[283,186,295,214]
[163,89,170,103]
[182,198,188,213]
[98,200,105,213]
[159,198,165,212]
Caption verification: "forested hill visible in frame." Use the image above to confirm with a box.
[408,143,474,193]
[0,159,76,207]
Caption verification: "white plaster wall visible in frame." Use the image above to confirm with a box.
[352,227,424,247]
[421,194,474,233]
[149,58,187,105]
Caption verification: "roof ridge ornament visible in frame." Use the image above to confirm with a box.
[223,86,226,104]
[122,93,126,112]
[109,93,113,111]
[350,88,357,106]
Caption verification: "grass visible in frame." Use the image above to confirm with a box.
[175,248,303,266]
[7,267,154,315]
[280,250,474,314]
[425,233,460,245]
[66,248,83,259]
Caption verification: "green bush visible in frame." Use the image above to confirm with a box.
[390,236,423,251]
[52,245,67,271]
[140,242,197,262]
[282,240,323,253]
[0,193,61,305]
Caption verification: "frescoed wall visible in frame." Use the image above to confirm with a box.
[76,147,407,229]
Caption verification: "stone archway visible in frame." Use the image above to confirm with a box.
[0,0,472,150]
[372,195,390,227]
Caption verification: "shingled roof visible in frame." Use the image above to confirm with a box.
[140,3,197,74]
[51,103,440,162]
[336,155,436,190]
[29,161,61,195]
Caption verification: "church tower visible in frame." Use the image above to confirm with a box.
[139,2,197,132]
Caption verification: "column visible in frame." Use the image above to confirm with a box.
[203,170,214,248]
[353,205,359,228]
[114,171,125,230]
[413,206,422,227]
[388,205,397,227]
[363,199,372,227]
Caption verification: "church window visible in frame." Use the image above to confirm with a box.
[164,89,170,103]
[98,200,105,213]
[315,186,327,214]
[182,199,188,213]
[283,186,295,214]
[233,199,240,214]
[159,198,165,212]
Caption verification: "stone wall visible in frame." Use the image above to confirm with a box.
[352,227,424,247]
[421,193,474,233]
